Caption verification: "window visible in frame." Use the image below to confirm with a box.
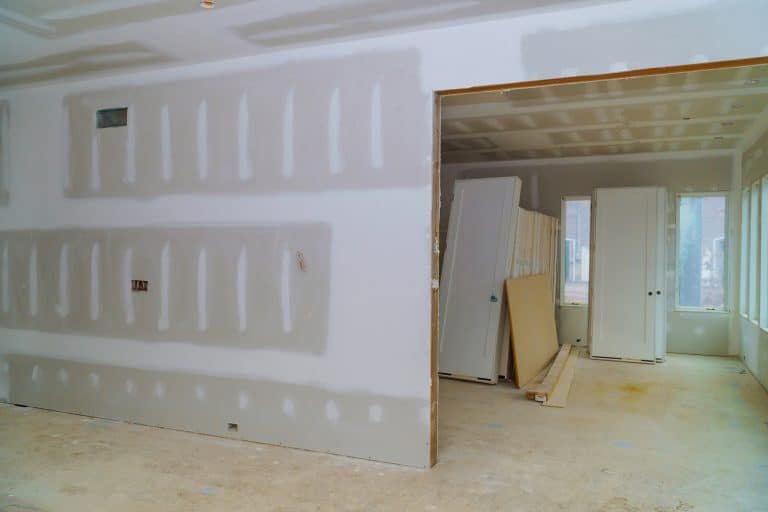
[741,187,750,316]
[677,194,727,310]
[561,197,590,305]
[750,181,760,321]
[761,176,768,328]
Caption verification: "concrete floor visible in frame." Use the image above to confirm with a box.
[1,354,767,511]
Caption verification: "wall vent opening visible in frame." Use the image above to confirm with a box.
[97,107,128,129]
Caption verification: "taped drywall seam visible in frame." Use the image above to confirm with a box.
[329,87,343,175]
[125,105,136,184]
[122,248,134,325]
[237,245,247,332]
[29,243,38,317]
[197,100,209,181]
[370,82,383,169]
[197,248,208,331]
[161,104,173,182]
[90,242,100,321]
[238,92,252,181]
[282,86,295,178]
[158,241,170,331]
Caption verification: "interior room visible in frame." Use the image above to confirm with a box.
[0,1,767,511]
[434,62,768,510]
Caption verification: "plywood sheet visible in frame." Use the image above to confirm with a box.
[506,274,559,388]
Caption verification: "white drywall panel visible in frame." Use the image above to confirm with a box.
[0,0,766,466]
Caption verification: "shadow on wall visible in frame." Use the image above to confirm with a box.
[233,0,613,48]
[520,2,765,78]
[0,43,175,89]
[66,50,429,197]
[0,225,331,353]
[3,355,430,467]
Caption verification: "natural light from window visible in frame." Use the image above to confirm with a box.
[741,187,750,316]
[562,198,590,305]
[761,176,768,329]
[677,194,726,310]
[750,182,760,321]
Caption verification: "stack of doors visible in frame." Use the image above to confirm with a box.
[588,187,667,362]
[438,177,522,383]
[437,177,560,383]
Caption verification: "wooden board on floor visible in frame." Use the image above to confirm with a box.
[526,343,570,401]
[506,274,560,388]
[543,348,580,408]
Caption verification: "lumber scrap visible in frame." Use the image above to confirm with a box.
[506,274,560,388]
[526,343,571,402]
[543,348,580,408]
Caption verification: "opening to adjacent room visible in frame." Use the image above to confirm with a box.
[431,57,768,466]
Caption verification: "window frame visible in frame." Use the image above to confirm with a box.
[559,195,591,307]
[749,180,761,323]
[741,186,750,317]
[674,192,729,313]
[760,176,768,330]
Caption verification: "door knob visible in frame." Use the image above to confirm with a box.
[648,291,653,296]
[656,290,662,295]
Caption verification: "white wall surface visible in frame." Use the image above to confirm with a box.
[1,0,766,467]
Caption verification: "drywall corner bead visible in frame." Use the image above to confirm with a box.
[0,100,9,205]
[63,50,429,198]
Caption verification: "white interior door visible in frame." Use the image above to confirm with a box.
[652,188,668,361]
[590,188,657,362]
[439,177,521,382]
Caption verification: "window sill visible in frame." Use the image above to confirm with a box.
[558,303,588,309]
[673,308,729,314]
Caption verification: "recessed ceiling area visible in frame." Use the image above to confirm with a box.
[441,64,768,163]
[0,0,603,89]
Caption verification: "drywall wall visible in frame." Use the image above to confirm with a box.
[443,156,733,355]
[740,126,768,389]
[0,100,8,205]
[1,0,766,467]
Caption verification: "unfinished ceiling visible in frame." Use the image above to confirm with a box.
[441,64,768,163]
[0,0,598,88]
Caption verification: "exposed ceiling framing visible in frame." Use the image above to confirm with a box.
[441,64,768,163]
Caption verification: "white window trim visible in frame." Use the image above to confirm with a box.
[760,175,768,331]
[559,195,591,307]
[749,179,761,322]
[741,186,750,318]
[674,192,729,313]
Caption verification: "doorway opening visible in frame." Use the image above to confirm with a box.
[430,56,768,467]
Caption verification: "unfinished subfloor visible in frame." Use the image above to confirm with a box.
[1,354,767,512]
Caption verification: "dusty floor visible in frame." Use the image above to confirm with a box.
[1,354,767,511]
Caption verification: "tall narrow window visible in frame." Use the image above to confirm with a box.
[741,187,750,316]
[750,181,760,321]
[761,176,768,328]
[561,197,590,305]
[677,194,727,310]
